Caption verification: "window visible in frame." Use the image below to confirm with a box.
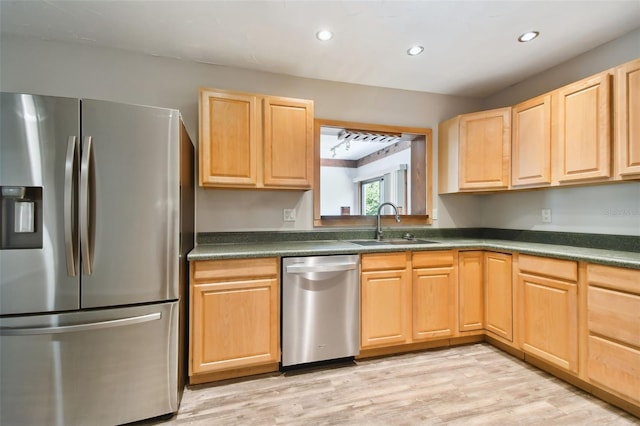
[361,176,384,215]
[314,118,433,227]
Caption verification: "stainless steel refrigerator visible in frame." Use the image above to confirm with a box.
[0,93,194,425]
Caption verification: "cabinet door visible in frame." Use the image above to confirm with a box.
[361,268,411,349]
[199,89,258,187]
[519,273,578,373]
[554,72,611,183]
[412,266,456,340]
[190,259,279,375]
[263,96,314,188]
[458,251,484,332]
[615,58,640,178]
[512,94,552,187]
[484,252,513,341]
[459,108,511,190]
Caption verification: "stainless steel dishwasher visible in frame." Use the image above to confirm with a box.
[282,255,360,367]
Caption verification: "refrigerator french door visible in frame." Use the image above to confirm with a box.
[0,93,193,425]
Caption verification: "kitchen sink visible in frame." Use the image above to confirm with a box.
[348,239,440,246]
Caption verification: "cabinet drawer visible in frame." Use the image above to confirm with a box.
[588,286,640,347]
[361,252,408,271]
[588,335,640,403]
[588,264,640,293]
[192,258,278,282]
[412,251,454,268]
[518,254,577,282]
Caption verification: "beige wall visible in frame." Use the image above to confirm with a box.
[0,34,483,231]
[1,31,638,235]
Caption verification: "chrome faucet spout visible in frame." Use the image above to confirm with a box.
[376,202,401,241]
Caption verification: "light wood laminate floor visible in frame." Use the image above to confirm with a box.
[140,343,639,425]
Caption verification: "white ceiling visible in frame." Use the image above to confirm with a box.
[1,1,639,98]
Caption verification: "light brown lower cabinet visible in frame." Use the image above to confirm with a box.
[587,263,640,405]
[484,252,513,342]
[185,250,640,418]
[360,252,412,349]
[360,250,457,350]
[412,251,457,340]
[458,251,484,332]
[189,258,280,381]
[517,254,579,373]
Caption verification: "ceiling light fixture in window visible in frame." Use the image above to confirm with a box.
[316,30,333,41]
[518,31,540,43]
[407,45,424,56]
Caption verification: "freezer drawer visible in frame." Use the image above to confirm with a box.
[0,302,179,426]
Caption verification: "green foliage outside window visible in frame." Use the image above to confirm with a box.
[363,179,382,215]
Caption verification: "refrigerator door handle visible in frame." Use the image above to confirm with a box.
[80,136,95,275]
[0,312,161,336]
[64,136,78,276]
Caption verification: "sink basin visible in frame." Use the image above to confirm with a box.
[349,239,439,246]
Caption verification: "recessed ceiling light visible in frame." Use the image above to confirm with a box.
[316,30,333,41]
[518,31,540,43]
[407,45,424,56]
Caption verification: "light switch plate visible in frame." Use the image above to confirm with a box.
[283,208,296,222]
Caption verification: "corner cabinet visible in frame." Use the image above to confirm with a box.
[438,107,511,193]
[615,58,640,179]
[199,88,314,190]
[484,252,513,342]
[517,254,579,374]
[189,258,280,384]
[458,251,484,333]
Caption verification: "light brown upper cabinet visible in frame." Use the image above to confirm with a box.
[439,107,511,193]
[614,58,640,179]
[199,88,314,189]
[512,94,552,187]
[553,71,612,184]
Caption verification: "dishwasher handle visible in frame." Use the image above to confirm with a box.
[286,262,357,274]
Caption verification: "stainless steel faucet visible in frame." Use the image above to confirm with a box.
[376,202,401,241]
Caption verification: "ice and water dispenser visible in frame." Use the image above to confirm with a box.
[0,186,43,249]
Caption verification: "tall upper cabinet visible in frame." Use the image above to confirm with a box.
[199,88,314,190]
[553,71,612,184]
[615,58,640,179]
[511,94,552,187]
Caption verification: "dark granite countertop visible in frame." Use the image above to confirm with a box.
[188,234,640,270]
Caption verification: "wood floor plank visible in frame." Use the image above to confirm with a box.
[134,343,639,425]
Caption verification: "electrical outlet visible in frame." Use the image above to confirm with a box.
[432,208,438,220]
[283,208,296,222]
[541,208,552,223]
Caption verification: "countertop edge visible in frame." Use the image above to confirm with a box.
[187,239,640,270]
